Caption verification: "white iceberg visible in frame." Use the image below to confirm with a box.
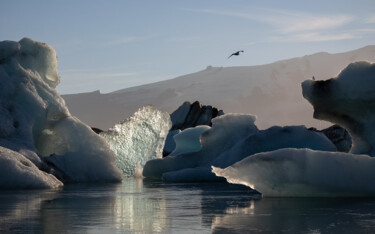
[303,61,375,156]
[214,61,375,196]
[213,148,375,197]
[0,38,122,188]
[143,114,258,179]
[143,113,335,182]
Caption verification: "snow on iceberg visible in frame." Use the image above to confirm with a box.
[213,148,375,197]
[0,38,122,187]
[302,61,375,156]
[99,105,171,176]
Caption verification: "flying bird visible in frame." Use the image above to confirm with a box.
[228,50,244,59]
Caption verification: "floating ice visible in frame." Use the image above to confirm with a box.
[163,129,180,156]
[0,146,63,189]
[302,61,375,156]
[214,62,375,197]
[0,38,122,187]
[213,148,375,197]
[161,125,336,182]
[100,106,171,176]
[169,126,210,156]
[143,114,258,179]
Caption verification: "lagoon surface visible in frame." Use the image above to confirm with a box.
[1,178,375,233]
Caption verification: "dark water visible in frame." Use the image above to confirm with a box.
[1,178,375,233]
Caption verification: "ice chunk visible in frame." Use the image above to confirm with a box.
[161,125,336,182]
[143,114,258,179]
[0,146,62,189]
[213,148,375,197]
[163,129,180,156]
[0,38,122,185]
[302,61,375,155]
[169,126,210,156]
[100,106,171,176]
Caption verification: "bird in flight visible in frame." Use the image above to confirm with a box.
[228,50,244,59]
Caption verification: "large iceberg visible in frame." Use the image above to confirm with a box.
[213,148,375,197]
[143,114,258,179]
[99,106,171,176]
[303,61,375,156]
[214,61,375,197]
[143,114,336,182]
[0,38,122,188]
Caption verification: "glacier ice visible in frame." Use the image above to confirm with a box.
[161,125,336,182]
[143,113,336,182]
[169,126,210,156]
[100,106,171,176]
[163,129,180,156]
[302,61,375,156]
[0,146,63,189]
[213,61,375,197]
[143,114,258,179]
[0,38,122,188]
[213,148,375,197]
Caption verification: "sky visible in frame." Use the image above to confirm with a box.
[1,0,375,94]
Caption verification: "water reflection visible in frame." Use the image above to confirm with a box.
[1,179,375,233]
[211,198,375,233]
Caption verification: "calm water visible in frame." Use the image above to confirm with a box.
[1,178,375,233]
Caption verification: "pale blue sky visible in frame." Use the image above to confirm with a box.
[1,0,375,94]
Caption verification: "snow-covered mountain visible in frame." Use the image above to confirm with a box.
[62,45,375,130]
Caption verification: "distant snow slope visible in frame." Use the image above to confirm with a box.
[62,46,375,130]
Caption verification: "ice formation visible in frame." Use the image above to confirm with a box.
[143,114,258,179]
[0,38,122,188]
[143,114,335,182]
[161,125,335,182]
[213,61,375,197]
[163,130,180,156]
[213,148,375,197]
[0,146,63,189]
[99,106,171,176]
[302,61,375,155]
[169,126,210,156]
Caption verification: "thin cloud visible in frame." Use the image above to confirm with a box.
[365,15,375,23]
[185,7,354,34]
[270,32,358,42]
[60,71,138,81]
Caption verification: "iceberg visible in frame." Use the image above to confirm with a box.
[143,113,335,182]
[0,38,122,188]
[214,61,375,196]
[302,61,375,156]
[161,125,336,182]
[0,146,62,189]
[99,106,171,176]
[213,148,375,197]
[169,126,210,156]
[143,114,258,179]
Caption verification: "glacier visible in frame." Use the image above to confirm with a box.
[214,61,375,197]
[99,105,171,176]
[0,38,122,188]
